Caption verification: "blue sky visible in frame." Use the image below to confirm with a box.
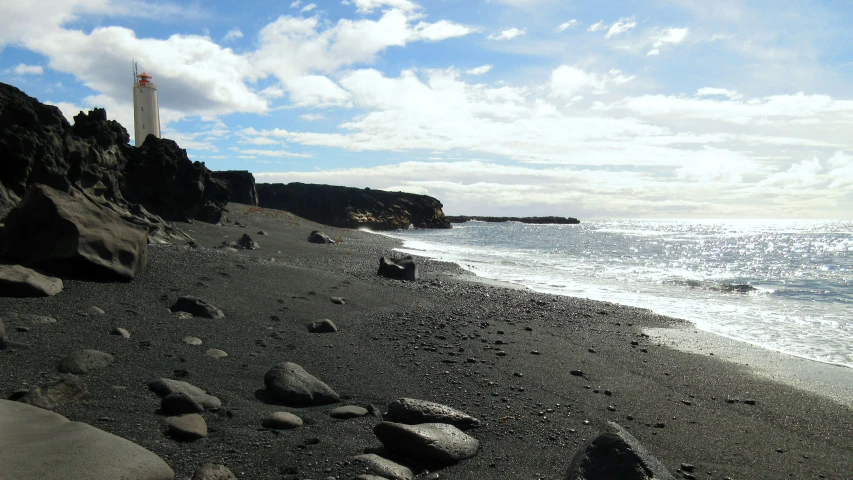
[2,0,853,218]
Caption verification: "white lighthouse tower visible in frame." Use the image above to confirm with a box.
[132,68,161,145]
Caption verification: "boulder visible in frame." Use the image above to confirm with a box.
[0,400,174,480]
[161,392,205,415]
[165,413,207,440]
[192,463,238,480]
[236,233,258,250]
[18,375,87,410]
[373,421,480,464]
[330,405,369,419]
[352,454,414,480]
[264,362,340,406]
[170,296,225,319]
[262,411,304,430]
[210,170,258,206]
[256,182,451,230]
[378,256,419,281]
[57,349,114,374]
[307,230,334,244]
[564,421,675,480]
[307,319,338,333]
[148,378,222,410]
[0,264,63,297]
[0,185,148,281]
[386,398,480,429]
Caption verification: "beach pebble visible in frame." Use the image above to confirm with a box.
[161,392,204,415]
[330,405,369,419]
[373,421,480,464]
[256,230,268,236]
[0,312,56,326]
[148,378,222,410]
[386,398,480,429]
[570,370,584,377]
[81,306,105,316]
[166,414,207,440]
[192,463,237,480]
[330,296,346,305]
[18,375,87,409]
[57,349,114,374]
[262,411,304,429]
[308,230,335,244]
[565,421,675,480]
[0,265,64,297]
[111,327,131,339]
[264,362,340,406]
[183,336,203,346]
[0,400,173,479]
[352,453,414,480]
[205,348,228,359]
[170,297,225,319]
[307,319,338,333]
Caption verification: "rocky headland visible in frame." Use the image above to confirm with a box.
[445,215,580,225]
[1,82,852,480]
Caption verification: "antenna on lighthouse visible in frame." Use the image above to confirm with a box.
[132,60,138,83]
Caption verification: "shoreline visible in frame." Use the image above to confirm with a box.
[2,203,852,479]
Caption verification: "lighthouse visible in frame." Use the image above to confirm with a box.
[132,71,161,145]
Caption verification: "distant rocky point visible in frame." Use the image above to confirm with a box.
[256,182,451,231]
[445,215,580,225]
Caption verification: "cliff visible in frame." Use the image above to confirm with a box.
[256,183,451,230]
[211,170,258,206]
[0,82,229,223]
[445,215,580,224]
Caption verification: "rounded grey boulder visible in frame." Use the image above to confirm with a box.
[386,398,480,429]
[57,349,114,374]
[264,362,340,406]
[373,421,480,464]
[148,378,222,410]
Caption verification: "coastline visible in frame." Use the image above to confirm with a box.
[2,203,852,479]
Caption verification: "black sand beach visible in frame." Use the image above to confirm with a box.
[2,203,852,479]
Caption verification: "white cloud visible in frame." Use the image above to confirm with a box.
[757,158,824,189]
[646,48,660,56]
[11,63,44,75]
[696,87,743,100]
[222,28,243,42]
[488,27,526,41]
[301,3,316,13]
[465,65,493,75]
[284,75,352,108]
[300,113,325,121]
[238,148,313,158]
[549,66,633,98]
[351,0,418,13]
[290,0,301,7]
[556,20,579,32]
[605,18,636,38]
[587,21,607,32]
[652,27,689,48]
[413,20,478,42]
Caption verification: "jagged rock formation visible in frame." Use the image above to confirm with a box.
[0,82,229,223]
[211,170,258,206]
[256,183,450,230]
[445,215,580,224]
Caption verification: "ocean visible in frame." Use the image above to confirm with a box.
[379,219,853,368]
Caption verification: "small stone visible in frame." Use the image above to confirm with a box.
[256,231,268,236]
[57,349,114,374]
[570,370,584,377]
[330,405,369,419]
[18,375,87,409]
[192,463,237,480]
[111,327,131,339]
[236,233,258,250]
[81,306,105,316]
[205,348,228,359]
[352,454,413,480]
[307,319,338,333]
[165,414,207,440]
[308,231,335,244]
[161,392,204,415]
[148,378,222,410]
[743,399,757,405]
[183,336,203,346]
[263,362,340,406]
[330,296,346,305]
[262,411,304,429]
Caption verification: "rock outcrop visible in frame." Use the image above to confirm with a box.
[256,183,450,230]
[445,215,580,224]
[211,170,258,205]
[0,82,229,223]
[378,256,419,281]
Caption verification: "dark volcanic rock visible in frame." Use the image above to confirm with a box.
[211,170,258,206]
[0,264,64,297]
[373,421,480,464]
[386,398,480,429]
[0,82,230,224]
[565,421,675,480]
[307,319,338,333]
[236,233,258,250]
[170,296,225,319]
[148,378,222,410]
[57,349,114,374]
[446,215,580,224]
[19,375,87,409]
[256,182,451,230]
[263,361,340,406]
[1,185,148,281]
[161,392,205,415]
[378,256,419,281]
[308,230,335,244]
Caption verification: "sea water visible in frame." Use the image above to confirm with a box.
[380,219,853,368]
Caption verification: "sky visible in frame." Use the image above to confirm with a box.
[1,0,853,219]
